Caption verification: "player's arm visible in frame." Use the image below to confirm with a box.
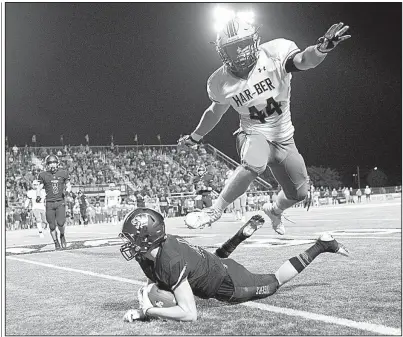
[287,22,351,72]
[178,102,230,145]
[143,278,197,322]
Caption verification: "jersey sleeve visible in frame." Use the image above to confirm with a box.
[206,69,229,104]
[261,39,300,74]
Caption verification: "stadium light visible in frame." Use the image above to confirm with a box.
[213,6,254,32]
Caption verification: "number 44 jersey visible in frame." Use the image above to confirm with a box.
[207,38,300,143]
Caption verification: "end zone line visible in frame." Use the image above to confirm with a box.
[7,256,401,336]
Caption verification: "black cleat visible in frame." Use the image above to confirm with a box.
[54,240,61,250]
[60,235,67,249]
[317,233,349,257]
[239,215,265,238]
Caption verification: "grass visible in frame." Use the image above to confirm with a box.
[5,201,402,335]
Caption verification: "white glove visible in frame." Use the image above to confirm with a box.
[316,22,351,53]
[177,134,200,149]
[123,309,145,322]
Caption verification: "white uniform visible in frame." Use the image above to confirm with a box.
[26,189,47,232]
[208,39,300,143]
[105,189,121,208]
[207,39,308,202]
[26,189,46,210]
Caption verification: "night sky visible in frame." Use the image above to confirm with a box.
[5,3,402,183]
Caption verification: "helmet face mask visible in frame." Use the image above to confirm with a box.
[215,17,260,74]
[45,155,59,174]
[119,208,166,261]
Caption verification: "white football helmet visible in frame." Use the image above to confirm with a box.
[215,13,260,73]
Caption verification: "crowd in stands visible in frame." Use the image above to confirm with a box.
[5,144,401,231]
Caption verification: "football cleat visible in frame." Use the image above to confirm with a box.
[39,232,44,238]
[262,203,285,235]
[240,215,265,238]
[184,208,222,229]
[317,233,349,257]
[60,235,67,249]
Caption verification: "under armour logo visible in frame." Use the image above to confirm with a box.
[258,67,266,73]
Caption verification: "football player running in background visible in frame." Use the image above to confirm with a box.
[104,183,122,223]
[25,180,47,238]
[37,155,71,249]
[179,7,350,234]
[120,208,349,322]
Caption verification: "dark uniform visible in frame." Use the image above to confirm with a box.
[137,235,279,303]
[78,193,88,225]
[38,169,70,230]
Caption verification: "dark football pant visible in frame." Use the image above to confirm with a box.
[45,200,66,230]
[215,258,279,303]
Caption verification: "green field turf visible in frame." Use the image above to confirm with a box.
[5,201,402,335]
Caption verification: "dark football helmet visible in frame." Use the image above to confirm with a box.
[45,155,59,174]
[119,208,166,261]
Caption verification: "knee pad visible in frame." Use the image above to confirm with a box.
[48,222,57,231]
[241,163,266,175]
[285,180,309,202]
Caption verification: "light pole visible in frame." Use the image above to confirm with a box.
[356,166,361,190]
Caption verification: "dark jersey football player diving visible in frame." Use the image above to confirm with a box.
[119,208,349,322]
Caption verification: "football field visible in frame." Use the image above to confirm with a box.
[5,201,402,335]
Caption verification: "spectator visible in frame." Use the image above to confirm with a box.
[356,188,362,203]
[331,188,338,205]
[365,186,372,202]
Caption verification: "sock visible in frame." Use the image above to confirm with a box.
[275,242,326,286]
[37,222,43,234]
[275,190,299,212]
[215,230,248,258]
[213,166,257,213]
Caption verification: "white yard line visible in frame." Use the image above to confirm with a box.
[6,256,401,335]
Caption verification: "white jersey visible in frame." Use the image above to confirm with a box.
[208,39,300,142]
[105,189,121,207]
[26,189,46,210]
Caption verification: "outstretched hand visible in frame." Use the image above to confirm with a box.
[317,22,351,53]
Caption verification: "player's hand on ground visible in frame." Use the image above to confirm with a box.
[123,309,145,322]
[317,22,351,53]
[138,285,153,315]
[177,135,199,149]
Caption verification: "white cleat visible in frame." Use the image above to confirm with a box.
[39,232,44,238]
[262,203,285,235]
[185,208,222,229]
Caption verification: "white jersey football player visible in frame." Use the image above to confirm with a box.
[105,183,121,222]
[25,180,47,238]
[179,8,350,234]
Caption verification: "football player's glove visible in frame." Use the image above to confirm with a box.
[123,309,145,322]
[177,134,200,149]
[316,22,351,53]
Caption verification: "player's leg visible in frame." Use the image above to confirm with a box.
[215,215,264,258]
[33,210,44,238]
[56,201,67,249]
[46,202,60,249]
[221,233,349,303]
[185,132,269,229]
[274,233,349,287]
[263,138,309,235]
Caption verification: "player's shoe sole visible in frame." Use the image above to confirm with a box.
[240,215,265,237]
[185,208,222,229]
[317,233,349,257]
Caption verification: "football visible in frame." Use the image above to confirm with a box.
[184,212,202,229]
[147,284,177,308]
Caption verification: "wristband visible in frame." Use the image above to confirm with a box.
[190,133,203,143]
